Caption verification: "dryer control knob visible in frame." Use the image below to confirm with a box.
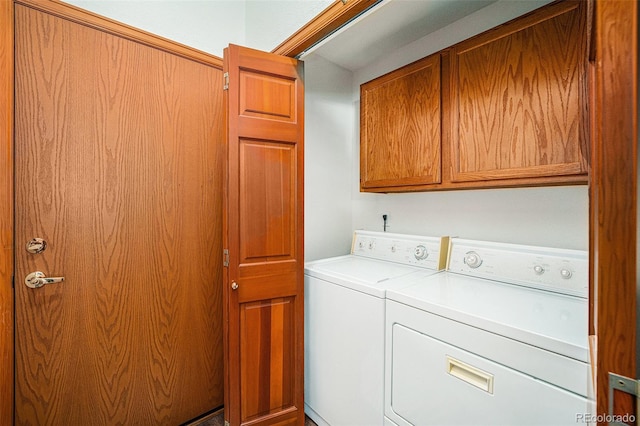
[560,268,573,279]
[464,251,482,268]
[533,265,545,275]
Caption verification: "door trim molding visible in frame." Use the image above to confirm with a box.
[271,0,379,57]
[0,1,14,424]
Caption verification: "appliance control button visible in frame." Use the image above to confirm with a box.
[368,241,375,250]
[414,245,428,260]
[391,244,397,253]
[464,251,482,268]
[533,265,545,275]
[560,268,573,279]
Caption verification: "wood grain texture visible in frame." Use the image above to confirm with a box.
[239,141,296,262]
[360,54,441,190]
[14,5,224,424]
[240,73,296,122]
[16,0,222,68]
[0,1,14,425]
[271,0,378,58]
[224,44,304,426]
[240,298,295,422]
[451,0,589,182]
[591,0,637,419]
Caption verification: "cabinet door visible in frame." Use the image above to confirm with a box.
[360,54,441,191]
[450,0,588,184]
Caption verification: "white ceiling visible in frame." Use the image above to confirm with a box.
[304,0,497,71]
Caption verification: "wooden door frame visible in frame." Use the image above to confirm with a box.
[590,0,638,419]
[271,0,378,57]
[0,0,14,424]
[1,0,637,424]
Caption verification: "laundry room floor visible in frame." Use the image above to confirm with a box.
[194,411,318,425]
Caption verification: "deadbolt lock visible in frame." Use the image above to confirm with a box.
[26,238,47,254]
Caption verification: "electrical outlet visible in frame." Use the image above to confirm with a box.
[382,214,390,231]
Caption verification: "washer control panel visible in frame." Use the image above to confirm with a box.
[448,239,588,298]
[352,231,448,270]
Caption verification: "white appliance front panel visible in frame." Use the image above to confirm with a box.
[387,272,588,361]
[305,255,429,298]
[305,274,386,426]
[384,300,589,398]
[387,324,589,426]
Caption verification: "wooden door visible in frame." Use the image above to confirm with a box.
[14,5,224,424]
[223,44,304,426]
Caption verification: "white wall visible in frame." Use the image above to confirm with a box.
[304,55,355,261]
[303,0,588,261]
[351,187,588,250]
[245,1,332,53]
[65,0,331,57]
[66,0,246,56]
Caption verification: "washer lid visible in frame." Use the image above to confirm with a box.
[305,255,438,298]
[387,272,588,362]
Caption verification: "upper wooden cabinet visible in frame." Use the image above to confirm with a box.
[360,54,441,190]
[360,0,589,192]
[449,0,588,184]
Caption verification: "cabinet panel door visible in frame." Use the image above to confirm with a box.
[450,0,588,183]
[223,44,305,426]
[361,54,441,190]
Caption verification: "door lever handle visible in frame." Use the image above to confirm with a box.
[25,271,65,289]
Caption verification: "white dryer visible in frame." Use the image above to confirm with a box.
[385,238,594,426]
[304,231,448,426]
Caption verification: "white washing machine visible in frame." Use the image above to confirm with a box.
[384,238,594,426]
[304,231,449,426]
